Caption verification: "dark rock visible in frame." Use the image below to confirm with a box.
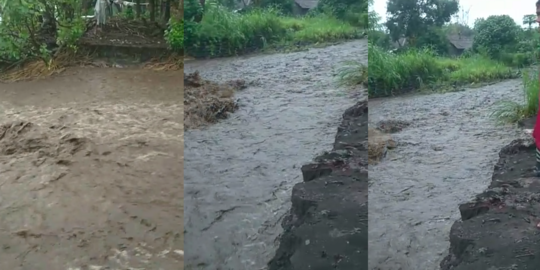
[268,101,368,270]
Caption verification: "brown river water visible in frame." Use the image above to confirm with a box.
[0,67,183,270]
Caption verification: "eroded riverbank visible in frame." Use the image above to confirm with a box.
[268,101,368,270]
[184,40,367,269]
[440,117,540,270]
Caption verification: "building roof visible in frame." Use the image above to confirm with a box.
[447,34,473,50]
[295,0,319,9]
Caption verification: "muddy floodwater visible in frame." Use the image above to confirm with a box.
[368,80,527,269]
[0,67,183,269]
[183,40,367,269]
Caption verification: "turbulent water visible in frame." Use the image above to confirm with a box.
[368,80,527,269]
[183,40,367,269]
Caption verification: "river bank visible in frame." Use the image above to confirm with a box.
[440,116,540,270]
[368,79,524,269]
[268,101,368,270]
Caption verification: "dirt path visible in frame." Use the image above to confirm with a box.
[368,80,527,269]
[183,40,367,270]
[0,67,183,269]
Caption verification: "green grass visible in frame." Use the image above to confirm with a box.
[336,60,365,86]
[185,5,361,58]
[281,14,360,43]
[368,43,518,98]
[491,69,539,124]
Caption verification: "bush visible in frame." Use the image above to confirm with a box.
[491,69,539,123]
[368,44,516,97]
[337,60,365,86]
[184,1,361,58]
[165,19,184,52]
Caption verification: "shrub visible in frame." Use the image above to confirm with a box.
[491,69,539,123]
[184,1,361,58]
[368,44,516,97]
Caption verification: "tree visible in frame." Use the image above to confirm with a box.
[523,14,536,30]
[385,0,459,46]
[368,0,381,31]
[473,15,520,57]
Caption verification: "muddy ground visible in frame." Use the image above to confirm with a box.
[368,79,528,269]
[0,67,183,269]
[268,101,368,270]
[183,40,367,269]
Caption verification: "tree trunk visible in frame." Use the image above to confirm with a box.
[149,0,156,21]
[135,0,141,18]
[162,0,171,24]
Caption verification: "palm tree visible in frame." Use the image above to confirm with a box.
[523,14,536,30]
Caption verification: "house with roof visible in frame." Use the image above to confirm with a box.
[292,0,319,15]
[446,33,473,56]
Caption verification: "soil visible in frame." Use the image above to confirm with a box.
[0,67,183,270]
[368,79,527,269]
[183,40,367,270]
[268,101,368,270]
[440,117,540,270]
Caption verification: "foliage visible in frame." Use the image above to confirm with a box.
[523,14,536,29]
[368,30,391,49]
[165,18,184,51]
[337,60,365,86]
[368,43,516,97]
[473,15,520,57]
[415,26,448,55]
[367,0,381,31]
[315,0,367,27]
[0,0,84,64]
[184,0,361,58]
[491,69,539,123]
[0,0,179,66]
[385,0,459,44]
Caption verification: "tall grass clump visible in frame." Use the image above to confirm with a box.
[282,14,361,44]
[185,1,361,58]
[368,43,517,98]
[491,69,539,123]
[445,56,515,84]
[368,44,444,97]
[337,60,365,86]
[185,5,287,57]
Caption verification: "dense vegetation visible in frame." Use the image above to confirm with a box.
[0,0,182,69]
[183,0,366,58]
[367,0,540,101]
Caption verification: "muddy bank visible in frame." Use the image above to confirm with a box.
[184,40,366,269]
[0,67,183,269]
[440,117,540,270]
[268,101,368,270]
[368,79,525,269]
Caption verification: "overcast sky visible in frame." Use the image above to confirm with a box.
[371,0,535,27]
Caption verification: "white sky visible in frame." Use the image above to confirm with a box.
[372,0,535,27]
